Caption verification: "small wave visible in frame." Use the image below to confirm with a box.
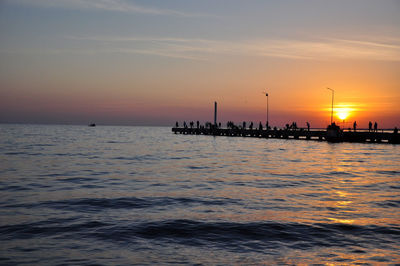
[170,156,191,160]
[187,165,210,170]
[112,155,158,161]
[326,171,358,177]
[58,177,97,183]
[52,152,95,157]
[27,183,51,189]
[27,143,55,147]
[3,196,243,212]
[149,183,168,187]
[106,140,130,144]
[373,200,400,208]
[86,171,110,176]
[4,152,29,156]
[375,170,400,175]
[341,159,365,163]
[230,172,247,176]
[53,153,71,156]
[0,219,108,240]
[2,219,398,253]
[40,172,81,179]
[0,185,30,191]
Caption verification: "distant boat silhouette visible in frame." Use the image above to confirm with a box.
[88,123,96,127]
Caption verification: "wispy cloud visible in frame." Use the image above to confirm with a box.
[11,0,213,17]
[3,34,399,61]
[64,35,400,61]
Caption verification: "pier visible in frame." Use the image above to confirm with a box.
[172,127,400,144]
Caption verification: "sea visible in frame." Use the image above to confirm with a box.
[0,124,399,265]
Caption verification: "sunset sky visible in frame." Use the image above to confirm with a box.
[1,0,399,127]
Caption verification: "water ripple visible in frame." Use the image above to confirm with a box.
[0,125,399,264]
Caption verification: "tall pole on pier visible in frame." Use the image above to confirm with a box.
[326,88,334,125]
[214,101,217,126]
[266,92,269,128]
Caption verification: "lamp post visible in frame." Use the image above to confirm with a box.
[326,88,334,125]
[214,101,217,126]
[265,92,269,129]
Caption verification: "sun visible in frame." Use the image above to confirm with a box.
[325,103,358,123]
[337,111,349,120]
[336,108,350,120]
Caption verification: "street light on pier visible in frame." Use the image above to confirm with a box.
[265,91,269,129]
[326,87,334,125]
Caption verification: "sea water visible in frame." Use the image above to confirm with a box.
[0,124,399,265]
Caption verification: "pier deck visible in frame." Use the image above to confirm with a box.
[172,127,400,144]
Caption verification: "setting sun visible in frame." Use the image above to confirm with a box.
[334,104,359,122]
[337,110,350,120]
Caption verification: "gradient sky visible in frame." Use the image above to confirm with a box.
[1,0,399,127]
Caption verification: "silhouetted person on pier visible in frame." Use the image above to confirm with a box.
[184,121,187,128]
[176,121,179,128]
[306,122,310,131]
[374,122,378,132]
[266,121,269,130]
[227,121,237,129]
[218,122,221,128]
[259,122,263,131]
[249,122,253,130]
[394,127,398,134]
[243,121,246,129]
[369,121,372,132]
[190,121,194,128]
[196,121,199,129]
[353,121,357,132]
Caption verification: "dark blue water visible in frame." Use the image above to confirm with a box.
[0,124,399,264]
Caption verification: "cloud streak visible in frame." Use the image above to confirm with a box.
[64,35,400,61]
[11,0,213,17]
[3,34,399,62]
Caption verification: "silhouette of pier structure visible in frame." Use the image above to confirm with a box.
[173,101,399,144]
[172,126,400,144]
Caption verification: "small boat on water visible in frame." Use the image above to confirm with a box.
[88,123,96,127]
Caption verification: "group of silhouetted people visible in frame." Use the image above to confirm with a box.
[176,121,224,130]
[282,121,311,131]
[176,120,313,131]
[352,121,394,133]
[176,121,202,129]
[348,121,379,132]
[368,121,378,132]
[176,120,399,134]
